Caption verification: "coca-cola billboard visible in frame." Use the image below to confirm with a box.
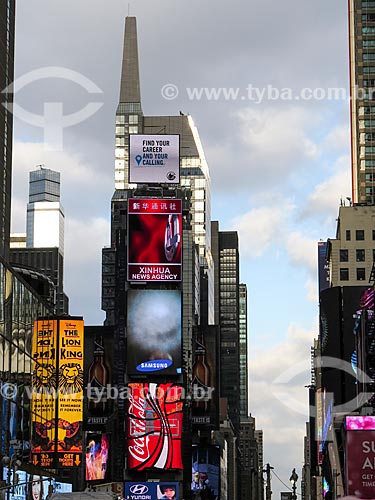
[127,383,183,471]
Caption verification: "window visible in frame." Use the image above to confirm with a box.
[346,230,351,241]
[357,249,366,261]
[357,268,366,281]
[340,268,349,281]
[373,249,375,261]
[356,230,365,240]
[340,249,349,262]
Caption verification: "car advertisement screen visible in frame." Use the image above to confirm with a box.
[125,482,179,500]
[127,383,183,471]
[127,290,181,375]
[129,134,180,184]
[127,198,182,282]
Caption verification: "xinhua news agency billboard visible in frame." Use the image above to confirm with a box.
[127,289,182,375]
[129,134,180,184]
[127,383,183,471]
[125,482,179,500]
[31,318,84,469]
[128,198,182,282]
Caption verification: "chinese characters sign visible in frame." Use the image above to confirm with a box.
[128,199,182,282]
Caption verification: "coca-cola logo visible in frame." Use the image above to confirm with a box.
[128,391,150,463]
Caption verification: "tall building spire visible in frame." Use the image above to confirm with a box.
[119,16,141,104]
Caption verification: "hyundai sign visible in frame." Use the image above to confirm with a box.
[125,482,179,500]
[129,135,180,184]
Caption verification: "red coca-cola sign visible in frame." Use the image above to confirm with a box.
[127,382,183,470]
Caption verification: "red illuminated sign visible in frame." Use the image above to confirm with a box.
[127,383,183,471]
[127,199,182,282]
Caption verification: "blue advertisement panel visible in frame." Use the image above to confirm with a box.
[125,482,179,500]
[318,241,330,293]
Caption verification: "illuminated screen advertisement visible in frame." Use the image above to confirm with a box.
[318,241,330,293]
[127,290,181,375]
[3,469,72,500]
[192,326,219,428]
[346,415,375,430]
[127,383,183,471]
[31,319,58,469]
[346,430,375,498]
[85,433,110,481]
[127,198,182,282]
[125,482,179,500]
[191,445,220,498]
[31,318,84,469]
[129,134,180,184]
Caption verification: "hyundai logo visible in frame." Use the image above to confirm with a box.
[130,485,149,495]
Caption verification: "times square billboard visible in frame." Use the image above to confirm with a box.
[127,289,182,375]
[129,134,180,184]
[125,482,179,500]
[127,198,182,282]
[127,383,183,471]
[31,318,84,469]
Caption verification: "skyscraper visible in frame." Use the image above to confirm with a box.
[10,166,68,314]
[349,0,375,204]
[0,0,15,259]
[239,283,248,419]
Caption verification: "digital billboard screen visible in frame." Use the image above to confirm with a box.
[346,415,375,430]
[192,326,219,428]
[85,433,110,481]
[127,383,183,471]
[318,241,330,293]
[125,482,179,500]
[346,429,375,498]
[191,445,220,498]
[127,198,182,282]
[3,469,72,500]
[31,318,84,469]
[84,326,114,427]
[127,290,181,375]
[129,134,180,184]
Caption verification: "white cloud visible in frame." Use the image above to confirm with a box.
[302,155,351,219]
[323,123,350,151]
[238,106,319,163]
[64,216,109,324]
[232,201,295,257]
[249,321,317,487]
[284,231,317,274]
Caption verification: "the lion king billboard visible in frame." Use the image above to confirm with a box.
[31,317,84,469]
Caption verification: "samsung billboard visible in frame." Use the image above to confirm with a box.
[127,199,182,282]
[129,134,180,184]
[126,290,182,375]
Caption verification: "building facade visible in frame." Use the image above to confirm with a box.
[10,167,68,314]
[0,0,15,259]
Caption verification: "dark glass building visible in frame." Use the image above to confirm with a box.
[0,0,15,260]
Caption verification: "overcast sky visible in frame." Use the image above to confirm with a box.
[12,0,351,495]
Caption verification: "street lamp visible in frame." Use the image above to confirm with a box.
[289,468,298,500]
